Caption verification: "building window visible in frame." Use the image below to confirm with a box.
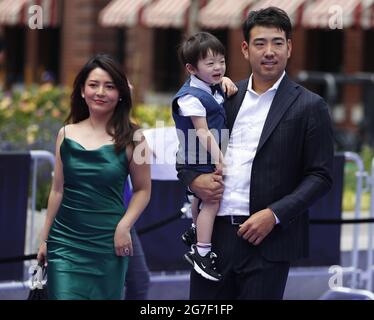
[153,28,182,92]
[364,30,374,72]
[38,28,60,83]
[303,29,343,101]
[116,29,125,67]
[306,29,343,73]
[4,27,25,88]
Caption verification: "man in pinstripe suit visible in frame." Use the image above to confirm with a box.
[177,7,334,299]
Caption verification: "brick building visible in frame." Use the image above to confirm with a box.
[1,0,374,135]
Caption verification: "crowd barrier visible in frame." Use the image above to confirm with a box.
[0,151,54,284]
[315,152,374,297]
[0,152,31,281]
[1,143,374,298]
[135,152,373,284]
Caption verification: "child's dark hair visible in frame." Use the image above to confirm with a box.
[242,6,292,43]
[178,32,225,68]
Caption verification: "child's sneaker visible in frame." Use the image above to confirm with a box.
[181,225,197,247]
[184,250,194,267]
[184,245,222,281]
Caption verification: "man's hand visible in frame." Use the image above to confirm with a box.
[190,171,224,203]
[237,208,276,246]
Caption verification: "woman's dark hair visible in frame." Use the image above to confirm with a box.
[178,32,225,68]
[67,53,138,153]
[242,6,292,43]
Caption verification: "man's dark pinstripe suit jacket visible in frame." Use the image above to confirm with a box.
[177,74,334,263]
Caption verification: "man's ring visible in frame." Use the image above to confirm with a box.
[124,248,129,255]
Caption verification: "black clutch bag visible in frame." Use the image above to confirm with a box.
[27,263,48,300]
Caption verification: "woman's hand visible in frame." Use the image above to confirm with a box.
[114,222,133,257]
[221,76,238,97]
[37,242,48,267]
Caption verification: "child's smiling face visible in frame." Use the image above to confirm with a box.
[188,49,226,85]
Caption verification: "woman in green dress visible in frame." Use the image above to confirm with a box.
[37,54,151,300]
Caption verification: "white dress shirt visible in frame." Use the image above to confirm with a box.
[177,75,224,116]
[217,72,286,221]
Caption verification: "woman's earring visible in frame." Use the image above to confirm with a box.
[119,98,122,102]
[82,95,85,99]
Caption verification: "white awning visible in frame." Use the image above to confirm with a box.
[0,0,60,27]
[199,0,255,29]
[142,0,191,28]
[99,0,153,27]
[302,0,365,28]
[248,0,307,27]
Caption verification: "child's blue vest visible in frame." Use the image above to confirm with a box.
[172,78,227,169]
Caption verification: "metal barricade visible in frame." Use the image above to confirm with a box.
[1,149,373,298]
[333,152,374,293]
[0,150,54,292]
[289,152,368,295]
[344,152,366,289]
[319,152,374,299]
[362,157,374,291]
[28,151,55,254]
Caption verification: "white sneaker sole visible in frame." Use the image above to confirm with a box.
[193,262,221,282]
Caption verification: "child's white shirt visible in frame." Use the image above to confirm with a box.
[177,75,224,117]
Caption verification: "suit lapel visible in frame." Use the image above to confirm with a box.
[224,79,249,131]
[256,75,300,153]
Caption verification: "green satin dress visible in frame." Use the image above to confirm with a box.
[47,136,129,300]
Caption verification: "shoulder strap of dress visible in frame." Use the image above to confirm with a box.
[63,125,66,137]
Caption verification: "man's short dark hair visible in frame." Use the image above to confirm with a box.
[178,32,225,68]
[242,6,292,43]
